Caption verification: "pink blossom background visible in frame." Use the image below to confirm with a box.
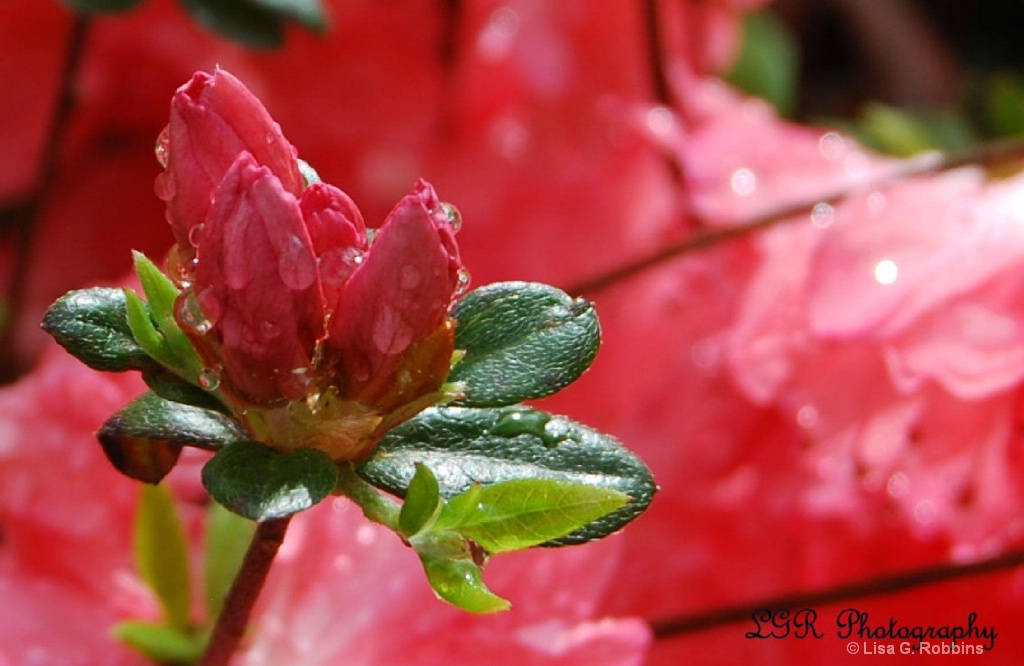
[2,0,1024,664]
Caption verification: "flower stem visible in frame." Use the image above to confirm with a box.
[198,516,291,666]
[335,463,401,530]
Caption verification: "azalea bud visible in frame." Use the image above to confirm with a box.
[162,70,466,460]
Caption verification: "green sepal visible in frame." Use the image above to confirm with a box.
[433,479,628,554]
[41,287,158,373]
[97,392,247,483]
[419,556,510,614]
[112,621,205,664]
[204,502,257,619]
[125,289,177,369]
[449,282,600,407]
[180,0,284,49]
[131,251,202,374]
[135,484,192,630]
[62,0,147,12]
[202,441,339,521]
[357,406,655,546]
[143,368,229,414]
[398,463,441,537]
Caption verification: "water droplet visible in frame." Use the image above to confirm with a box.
[493,409,550,440]
[265,131,277,145]
[439,202,463,232]
[730,168,757,196]
[542,418,573,447]
[645,105,676,138]
[455,267,471,296]
[176,291,213,334]
[796,405,819,430]
[913,500,936,524]
[874,259,899,285]
[341,247,365,269]
[260,320,280,340]
[810,202,834,228]
[887,471,909,498]
[154,125,170,168]
[188,224,204,248]
[818,131,845,160]
[198,367,221,391]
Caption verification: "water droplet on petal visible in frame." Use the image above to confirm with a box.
[439,202,463,232]
[342,247,365,269]
[198,367,221,391]
[154,125,170,168]
[730,168,757,196]
[874,259,899,285]
[188,223,204,248]
[810,202,834,228]
[455,267,471,296]
[796,405,819,430]
[887,472,909,498]
[542,418,572,447]
[176,290,214,334]
[818,131,845,160]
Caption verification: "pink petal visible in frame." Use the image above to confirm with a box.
[191,153,324,406]
[299,182,368,310]
[328,180,460,402]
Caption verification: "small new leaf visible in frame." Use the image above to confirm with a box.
[202,441,338,521]
[42,288,158,373]
[449,282,600,407]
[135,484,192,630]
[113,621,205,664]
[358,406,655,545]
[434,479,628,553]
[204,502,257,618]
[125,289,176,368]
[132,251,203,374]
[398,463,441,536]
[420,556,510,614]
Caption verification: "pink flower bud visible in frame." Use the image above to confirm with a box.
[156,68,303,277]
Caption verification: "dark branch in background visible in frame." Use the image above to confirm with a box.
[0,11,91,383]
[652,546,1024,639]
[641,0,687,192]
[567,138,1024,297]
[439,0,463,71]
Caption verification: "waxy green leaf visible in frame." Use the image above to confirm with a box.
[249,0,327,30]
[449,282,600,407]
[135,484,192,630]
[358,406,656,545]
[181,0,283,49]
[435,479,628,553]
[399,463,441,537]
[420,556,510,614]
[143,369,229,413]
[98,392,246,483]
[202,441,338,521]
[113,621,205,664]
[42,288,157,373]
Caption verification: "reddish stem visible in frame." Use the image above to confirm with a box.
[198,517,291,666]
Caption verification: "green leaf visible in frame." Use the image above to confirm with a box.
[42,288,158,373]
[434,479,628,553]
[204,502,257,619]
[420,556,510,614]
[449,282,600,407]
[357,406,655,545]
[398,463,441,537]
[98,392,246,483]
[202,441,339,521]
[249,0,327,30]
[113,620,205,664]
[180,0,284,49]
[135,484,192,630]
[62,0,147,12]
[725,10,799,117]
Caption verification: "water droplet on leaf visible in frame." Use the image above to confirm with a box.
[810,202,834,228]
[198,367,221,391]
[154,125,171,168]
